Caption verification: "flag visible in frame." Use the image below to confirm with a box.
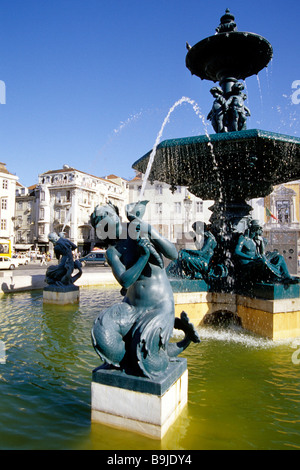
[266,207,278,220]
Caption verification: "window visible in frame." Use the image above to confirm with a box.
[196,201,203,213]
[174,202,182,213]
[40,191,45,202]
[156,184,163,195]
[276,200,291,224]
[18,201,23,210]
[40,208,44,220]
[156,203,163,214]
[2,180,8,190]
[1,199,7,210]
[1,219,7,230]
[39,225,45,236]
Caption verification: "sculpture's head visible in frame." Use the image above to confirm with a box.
[249,219,263,236]
[210,86,223,97]
[48,232,60,244]
[91,202,122,243]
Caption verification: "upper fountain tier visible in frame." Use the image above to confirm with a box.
[133,129,300,201]
[185,9,273,83]
[133,10,299,204]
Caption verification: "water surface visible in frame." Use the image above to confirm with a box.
[0,288,299,450]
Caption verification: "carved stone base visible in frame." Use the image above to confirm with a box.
[172,281,300,340]
[43,285,80,305]
[91,358,188,439]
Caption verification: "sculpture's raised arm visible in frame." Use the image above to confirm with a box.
[106,239,150,290]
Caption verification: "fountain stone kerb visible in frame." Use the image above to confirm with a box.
[133,9,300,297]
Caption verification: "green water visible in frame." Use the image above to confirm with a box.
[0,288,299,450]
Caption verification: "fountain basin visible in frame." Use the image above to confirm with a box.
[1,287,300,449]
[186,31,273,82]
[133,129,300,200]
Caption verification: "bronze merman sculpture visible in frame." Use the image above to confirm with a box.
[234,220,299,285]
[90,201,200,379]
[45,232,82,287]
[167,223,218,281]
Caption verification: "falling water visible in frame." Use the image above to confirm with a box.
[256,74,264,122]
[139,96,223,203]
[113,111,143,135]
[87,111,144,174]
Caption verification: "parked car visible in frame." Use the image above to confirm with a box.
[13,254,30,265]
[0,256,19,270]
[81,251,108,267]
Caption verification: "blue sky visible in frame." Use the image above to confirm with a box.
[0,0,299,186]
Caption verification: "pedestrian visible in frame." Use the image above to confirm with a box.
[40,253,47,266]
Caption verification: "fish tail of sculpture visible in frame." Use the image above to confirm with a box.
[133,316,171,379]
[91,315,126,368]
[168,311,201,358]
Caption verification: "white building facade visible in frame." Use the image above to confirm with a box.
[0,162,18,246]
[14,183,37,251]
[35,165,128,255]
[128,172,214,248]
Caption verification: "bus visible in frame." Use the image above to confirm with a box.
[0,239,12,258]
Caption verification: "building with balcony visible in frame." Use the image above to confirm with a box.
[36,165,129,255]
[0,162,18,246]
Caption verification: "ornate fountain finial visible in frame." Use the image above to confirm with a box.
[216,8,237,33]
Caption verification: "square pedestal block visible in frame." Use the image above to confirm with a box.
[43,285,80,305]
[91,358,188,439]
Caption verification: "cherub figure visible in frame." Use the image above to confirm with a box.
[207,87,228,133]
[226,82,251,131]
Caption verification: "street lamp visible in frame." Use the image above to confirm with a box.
[183,195,192,233]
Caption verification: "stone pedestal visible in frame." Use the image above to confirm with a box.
[172,280,300,340]
[43,285,80,305]
[91,358,188,439]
